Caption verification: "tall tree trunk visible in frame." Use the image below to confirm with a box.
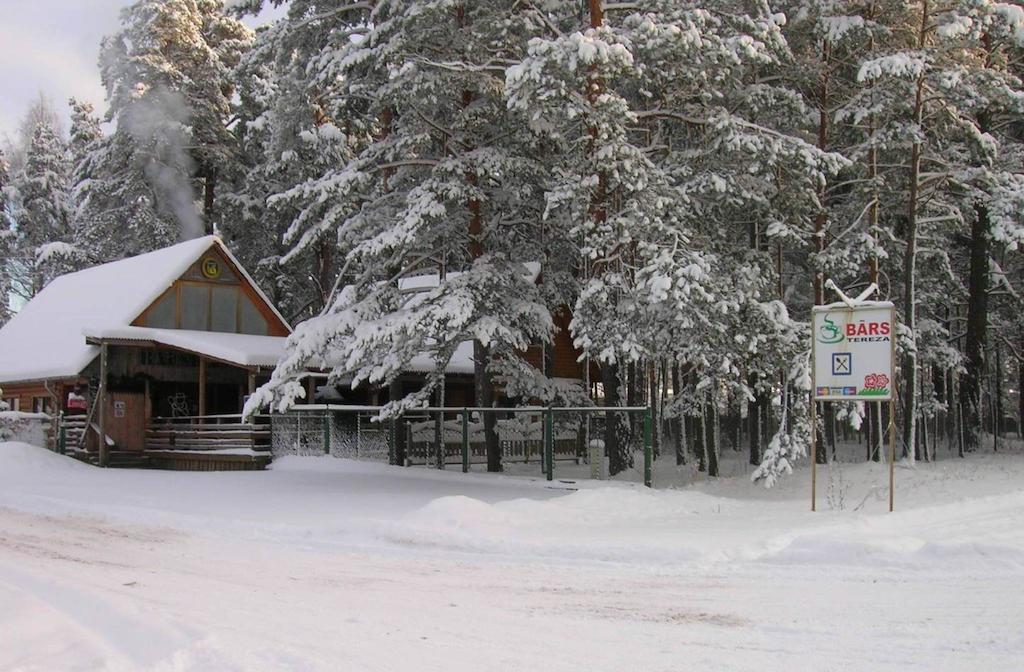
[626,361,639,446]
[867,74,882,464]
[453,17,501,471]
[695,403,706,473]
[673,364,685,465]
[604,362,629,476]
[705,400,718,477]
[389,378,406,465]
[902,0,929,461]
[814,38,831,466]
[1018,350,1023,440]
[748,372,761,465]
[649,362,660,457]
[962,205,990,452]
[203,166,217,235]
[316,239,333,312]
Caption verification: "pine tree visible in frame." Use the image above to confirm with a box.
[13,123,74,294]
[75,0,252,262]
[246,1,557,473]
[507,2,843,474]
[223,1,367,321]
[0,149,14,325]
[101,0,253,229]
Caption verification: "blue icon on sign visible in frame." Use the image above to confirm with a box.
[832,353,852,376]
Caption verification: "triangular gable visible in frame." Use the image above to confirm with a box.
[0,236,291,385]
[131,240,290,337]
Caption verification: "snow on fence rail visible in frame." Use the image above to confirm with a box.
[270,404,655,486]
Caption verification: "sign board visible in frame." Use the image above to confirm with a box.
[113,400,127,418]
[812,302,895,401]
[67,391,87,411]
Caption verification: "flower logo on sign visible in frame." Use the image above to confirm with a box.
[864,373,889,390]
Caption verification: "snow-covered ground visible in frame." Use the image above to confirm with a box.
[1,441,1023,671]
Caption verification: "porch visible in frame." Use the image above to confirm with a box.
[74,329,284,469]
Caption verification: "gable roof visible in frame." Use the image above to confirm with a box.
[0,236,290,385]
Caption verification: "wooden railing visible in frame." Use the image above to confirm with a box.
[146,414,271,453]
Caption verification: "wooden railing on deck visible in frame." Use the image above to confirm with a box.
[146,414,271,453]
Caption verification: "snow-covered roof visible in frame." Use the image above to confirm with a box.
[82,326,287,368]
[393,262,541,375]
[405,340,476,375]
[397,262,541,293]
[0,236,288,384]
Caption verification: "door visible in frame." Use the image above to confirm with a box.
[105,392,146,451]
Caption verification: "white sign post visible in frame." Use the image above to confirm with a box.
[811,300,897,512]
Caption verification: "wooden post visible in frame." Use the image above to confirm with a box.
[248,370,257,397]
[461,408,469,473]
[198,356,207,417]
[889,399,896,512]
[98,343,109,467]
[810,309,818,512]
[144,377,151,424]
[644,406,653,488]
[545,407,554,481]
[810,400,817,512]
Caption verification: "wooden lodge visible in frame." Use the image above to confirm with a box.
[0,236,592,470]
[0,236,290,470]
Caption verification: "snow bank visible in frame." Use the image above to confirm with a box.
[0,412,50,446]
[0,441,88,472]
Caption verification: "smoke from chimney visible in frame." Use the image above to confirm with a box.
[122,86,204,241]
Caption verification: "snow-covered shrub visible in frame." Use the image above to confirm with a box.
[0,411,51,446]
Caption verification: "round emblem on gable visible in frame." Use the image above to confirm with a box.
[201,257,221,279]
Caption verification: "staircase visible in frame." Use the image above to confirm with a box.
[75,450,153,469]
[58,415,152,469]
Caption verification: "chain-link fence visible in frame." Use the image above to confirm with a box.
[271,408,390,460]
[270,405,654,486]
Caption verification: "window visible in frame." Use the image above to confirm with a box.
[2,397,17,411]
[32,397,52,414]
[146,291,176,328]
[140,281,271,335]
[211,286,238,333]
[239,294,268,336]
[180,284,210,330]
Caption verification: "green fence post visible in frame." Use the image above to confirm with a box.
[545,407,554,482]
[644,406,653,488]
[461,408,469,473]
[322,412,331,456]
[57,412,66,455]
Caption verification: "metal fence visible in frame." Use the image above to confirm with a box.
[270,405,655,486]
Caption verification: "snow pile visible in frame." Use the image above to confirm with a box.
[0,441,87,472]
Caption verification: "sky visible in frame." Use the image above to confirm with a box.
[0,0,286,144]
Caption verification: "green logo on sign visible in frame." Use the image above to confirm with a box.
[817,314,844,344]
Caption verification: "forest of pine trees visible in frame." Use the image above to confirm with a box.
[1,0,1022,480]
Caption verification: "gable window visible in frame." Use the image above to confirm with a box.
[181,284,211,330]
[144,282,269,335]
[239,295,268,336]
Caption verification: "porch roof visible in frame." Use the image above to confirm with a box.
[82,326,287,369]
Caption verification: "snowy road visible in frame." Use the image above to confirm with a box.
[1,442,1023,671]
